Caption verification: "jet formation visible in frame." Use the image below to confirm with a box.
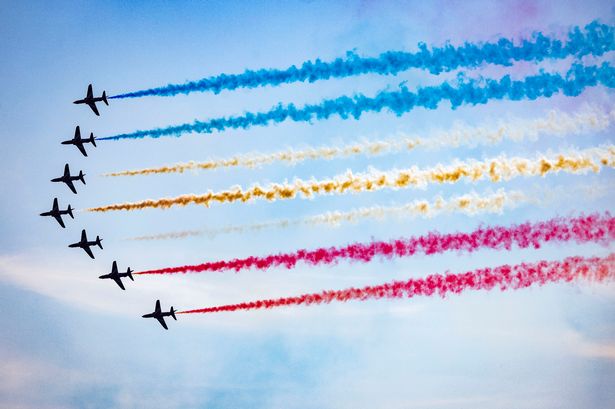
[42,84,179,330]
[73,84,108,116]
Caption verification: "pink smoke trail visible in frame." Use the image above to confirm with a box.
[178,253,615,314]
[137,213,614,276]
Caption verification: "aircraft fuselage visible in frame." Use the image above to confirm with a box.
[142,300,177,329]
[51,175,80,183]
[69,240,97,249]
[73,96,104,105]
[100,271,132,280]
[40,209,70,218]
[142,311,175,321]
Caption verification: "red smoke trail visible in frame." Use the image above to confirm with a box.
[137,213,614,276]
[177,253,615,314]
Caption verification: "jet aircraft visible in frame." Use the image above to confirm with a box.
[51,164,85,194]
[61,126,96,157]
[73,84,108,116]
[68,229,103,259]
[39,198,74,228]
[99,261,134,290]
[142,300,177,330]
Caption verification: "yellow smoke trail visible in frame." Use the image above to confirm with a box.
[126,180,613,241]
[88,145,615,213]
[103,105,614,177]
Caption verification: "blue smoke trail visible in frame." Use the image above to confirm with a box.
[98,63,615,141]
[110,21,613,99]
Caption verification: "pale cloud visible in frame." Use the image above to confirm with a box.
[0,252,203,317]
[578,341,615,359]
[0,349,94,409]
[0,251,424,334]
[1,243,613,334]
[564,330,615,360]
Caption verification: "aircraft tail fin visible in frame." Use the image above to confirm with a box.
[127,268,134,281]
[67,205,74,219]
[79,171,86,185]
[102,91,109,105]
[89,133,97,147]
[170,307,177,320]
[96,236,103,249]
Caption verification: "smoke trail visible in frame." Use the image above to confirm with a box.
[127,181,614,241]
[177,253,615,314]
[110,21,614,98]
[103,105,615,177]
[135,213,615,275]
[87,146,615,212]
[98,63,615,141]
[128,189,529,241]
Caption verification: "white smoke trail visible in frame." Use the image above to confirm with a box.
[127,180,613,241]
[104,104,615,177]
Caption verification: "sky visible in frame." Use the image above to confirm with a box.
[0,1,614,408]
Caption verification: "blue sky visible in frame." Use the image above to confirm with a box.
[0,1,614,408]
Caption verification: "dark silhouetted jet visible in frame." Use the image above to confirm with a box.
[40,198,74,228]
[142,300,177,330]
[73,84,108,116]
[99,261,134,290]
[68,229,103,259]
[61,126,96,157]
[51,164,85,194]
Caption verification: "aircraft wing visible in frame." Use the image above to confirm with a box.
[87,101,100,116]
[82,245,95,259]
[156,316,169,330]
[112,276,126,290]
[53,214,66,228]
[87,84,93,98]
[76,141,88,157]
[65,179,77,194]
